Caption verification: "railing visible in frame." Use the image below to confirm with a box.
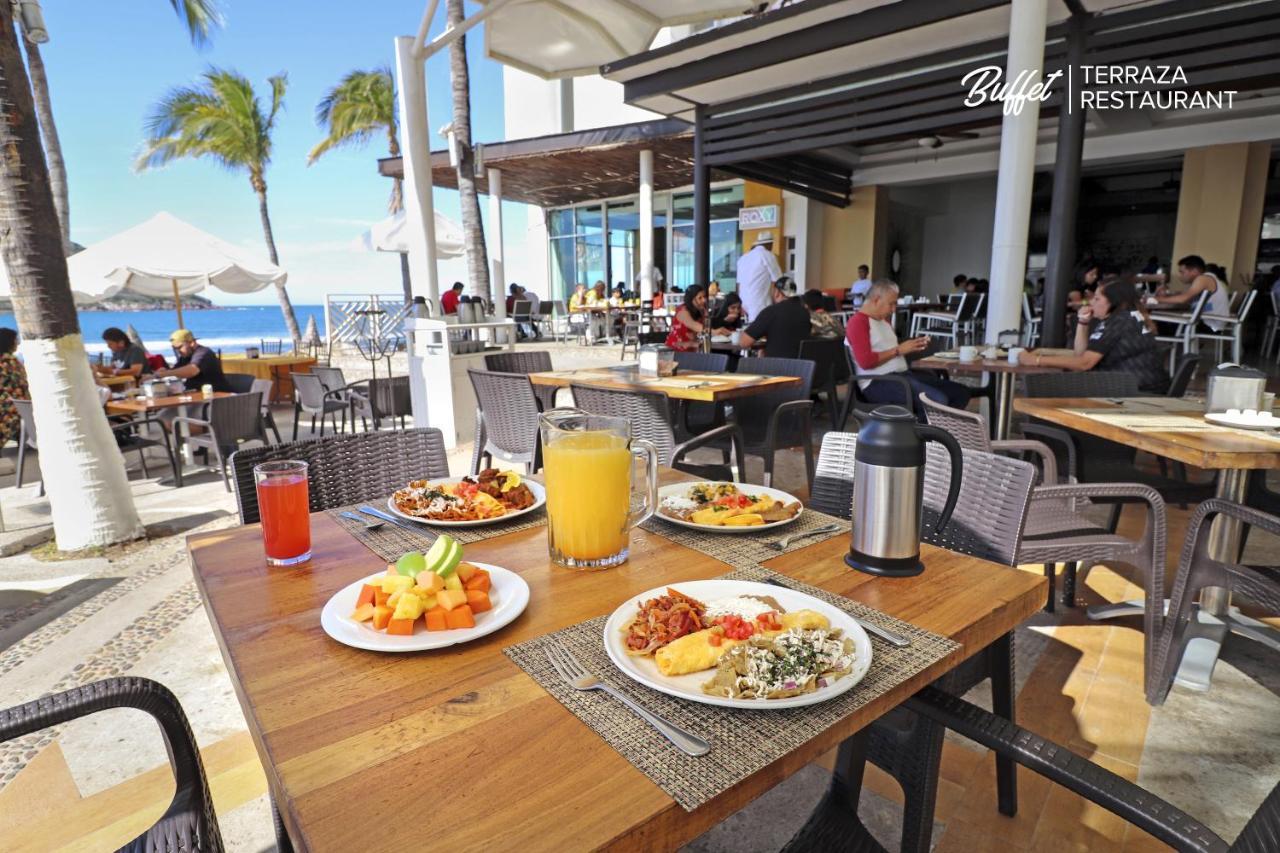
[324,294,417,346]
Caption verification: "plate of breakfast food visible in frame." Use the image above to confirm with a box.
[656,482,802,533]
[320,535,530,652]
[603,580,872,709]
[388,468,545,527]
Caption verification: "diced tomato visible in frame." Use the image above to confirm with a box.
[713,614,755,640]
[707,632,722,647]
[755,611,782,631]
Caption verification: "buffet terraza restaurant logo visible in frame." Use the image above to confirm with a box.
[961,64,1237,115]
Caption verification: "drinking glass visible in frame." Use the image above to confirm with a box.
[540,409,659,569]
[254,461,312,566]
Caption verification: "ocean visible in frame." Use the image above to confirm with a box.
[0,305,328,355]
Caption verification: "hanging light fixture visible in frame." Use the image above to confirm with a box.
[14,0,49,44]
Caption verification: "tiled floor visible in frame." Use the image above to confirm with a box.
[1,341,1277,851]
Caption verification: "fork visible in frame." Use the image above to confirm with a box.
[769,522,841,551]
[341,511,384,532]
[544,641,711,757]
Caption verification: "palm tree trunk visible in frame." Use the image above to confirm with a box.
[20,36,70,254]
[447,0,491,307]
[387,127,403,215]
[0,9,143,548]
[254,185,301,343]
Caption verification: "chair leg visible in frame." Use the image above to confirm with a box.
[266,414,281,444]
[1062,562,1078,608]
[762,448,774,487]
[990,632,1018,817]
[15,434,26,488]
[214,444,230,492]
[291,404,301,441]
[315,414,323,438]
[1043,564,1056,613]
[138,445,150,478]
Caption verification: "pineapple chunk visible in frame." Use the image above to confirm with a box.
[444,573,464,592]
[380,575,415,595]
[387,590,405,608]
[393,592,425,621]
[436,589,468,611]
[417,593,437,612]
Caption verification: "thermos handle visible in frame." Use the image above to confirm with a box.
[916,424,963,533]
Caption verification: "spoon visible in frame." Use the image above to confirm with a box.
[341,510,384,532]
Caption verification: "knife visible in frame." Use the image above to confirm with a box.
[763,576,911,648]
[357,505,434,537]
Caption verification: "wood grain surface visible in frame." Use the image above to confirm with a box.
[189,472,1046,852]
[914,354,1065,376]
[105,391,235,415]
[529,367,801,403]
[1014,396,1280,470]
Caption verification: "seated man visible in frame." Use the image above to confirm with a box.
[847,280,970,409]
[738,279,811,358]
[95,327,151,380]
[152,329,232,392]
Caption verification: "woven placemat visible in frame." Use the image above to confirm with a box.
[503,565,958,811]
[328,501,547,561]
[640,508,850,570]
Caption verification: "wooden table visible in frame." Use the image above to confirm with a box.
[96,373,137,389]
[1014,396,1280,690]
[915,350,1069,439]
[105,391,235,416]
[222,354,316,402]
[188,476,1045,852]
[530,365,800,404]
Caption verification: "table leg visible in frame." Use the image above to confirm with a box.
[1173,468,1249,691]
[992,372,1015,440]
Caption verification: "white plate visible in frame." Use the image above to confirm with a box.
[1205,411,1280,431]
[654,482,802,534]
[603,579,872,710]
[386,477,546,528]
[320,562,529,652]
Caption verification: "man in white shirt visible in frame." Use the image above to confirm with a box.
[850,264,872,304]
[736,231,781,323]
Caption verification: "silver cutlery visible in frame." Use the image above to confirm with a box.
[357,505,431,536]
[763,577,911,648]
[341,510,384,532]
[544,641,711,757]
[769,523,841,551]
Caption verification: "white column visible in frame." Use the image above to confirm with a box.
[985,0,1049,343]
[394,35,440,306]
[638,149,654,302]
[488,167,505,315]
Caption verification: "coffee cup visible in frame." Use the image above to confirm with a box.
[1008,347,1026,365]
[982,347,999,360]
[958,345,977,362]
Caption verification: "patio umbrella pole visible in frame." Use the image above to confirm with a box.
[172,278,184,329]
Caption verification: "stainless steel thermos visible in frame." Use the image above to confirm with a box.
[846,405,963,577]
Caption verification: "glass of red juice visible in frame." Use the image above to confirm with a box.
[254,461,311,566]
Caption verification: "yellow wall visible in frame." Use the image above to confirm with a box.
[739,182,785,269]
[817,185,887,292]
[1172,141,1270,288]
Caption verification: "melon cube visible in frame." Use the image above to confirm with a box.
[455,562,478,583]
[415,571,445,593]
[436,589,468,611]
[444,573,464,592]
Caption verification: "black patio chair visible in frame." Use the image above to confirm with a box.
[713,356,815,489]
[835,345,918,430]
[229,427,450,524]
[798,337,847,424]
[467,369,542,475]
[0,677,224,852]
[173,392,269,491]
[290,372,348,440]
[347,376,412,431]
[672,351,729,439]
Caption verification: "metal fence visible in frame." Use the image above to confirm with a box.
[324,293,416,345]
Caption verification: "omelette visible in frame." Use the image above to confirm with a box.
[654,610,830,676]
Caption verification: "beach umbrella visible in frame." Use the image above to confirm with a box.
[352,210,464,257]
[303,315,321,347]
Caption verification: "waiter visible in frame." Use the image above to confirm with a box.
[735,231,781,323]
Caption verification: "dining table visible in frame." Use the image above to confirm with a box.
[107,391,236,486]
[529,364,800,404]
[1014,395,1280,691]
[187,468,1046,851]
[221,354,317,403]
[95,373,138,389]
[914,349,1072,439]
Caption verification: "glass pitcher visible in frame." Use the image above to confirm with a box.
[539,408,659,569]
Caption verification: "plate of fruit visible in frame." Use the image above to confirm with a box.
[320,534,530,651]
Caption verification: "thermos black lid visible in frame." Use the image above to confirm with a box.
[854,405,926,467]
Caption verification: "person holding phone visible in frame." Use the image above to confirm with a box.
[846,280,970,409]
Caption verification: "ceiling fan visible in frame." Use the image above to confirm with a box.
[915,130,981,149]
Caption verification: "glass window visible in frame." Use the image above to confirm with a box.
[549,237,575,302]
[576,204,603,235]
[670,184,743,291]
[548,208,574,238]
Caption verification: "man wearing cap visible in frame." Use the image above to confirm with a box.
[152,330,231,393]
[736,231,782,324]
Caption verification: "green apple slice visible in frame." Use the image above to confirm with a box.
[395,551,426,577]
[425,534,463,577]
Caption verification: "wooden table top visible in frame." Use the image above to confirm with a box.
[530,366,801,403]
[105,391,235,415]
[188,474,1046,852]
[915,351,1069,375]
[1014,396,1280,470]
[96,373,137,388]
[222,354,317,368]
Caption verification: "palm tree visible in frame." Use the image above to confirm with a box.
[20,0,224,252]
[446,0,492,309]
[308,68,412,301]
[137,68,302,343]
[0,6,143,548]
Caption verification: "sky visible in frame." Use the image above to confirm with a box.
[36,0,526,306]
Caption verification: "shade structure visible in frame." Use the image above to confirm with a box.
[477,0,746,79]
[353,210,464,257]
[303,315,322,346]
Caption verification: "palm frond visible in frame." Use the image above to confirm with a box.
[307,67,396,165]
[168,0,224,46]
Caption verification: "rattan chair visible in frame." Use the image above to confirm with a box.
[347,376,411,432]
[229,427,450,524]
[905,685,1280,853]
[1151,288,1209,372]
[311,366,348,396]
[798,337,847,424]
[290,372,348,440]
[570,384,745,481]
[173,393,269,491]
[467,369,542,475]
[226,374,281,442]
[716,356,815,489]
[801,432,1037,853]
[1150,499,1280,706]
[670,351,729,438]
[484,350,558,411]
[0,677,224,851]
[836,346,920,429]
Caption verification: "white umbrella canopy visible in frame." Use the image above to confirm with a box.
[479,0,749,79]
[352,210,464,257]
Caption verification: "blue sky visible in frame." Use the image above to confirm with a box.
[39,0,522,305]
